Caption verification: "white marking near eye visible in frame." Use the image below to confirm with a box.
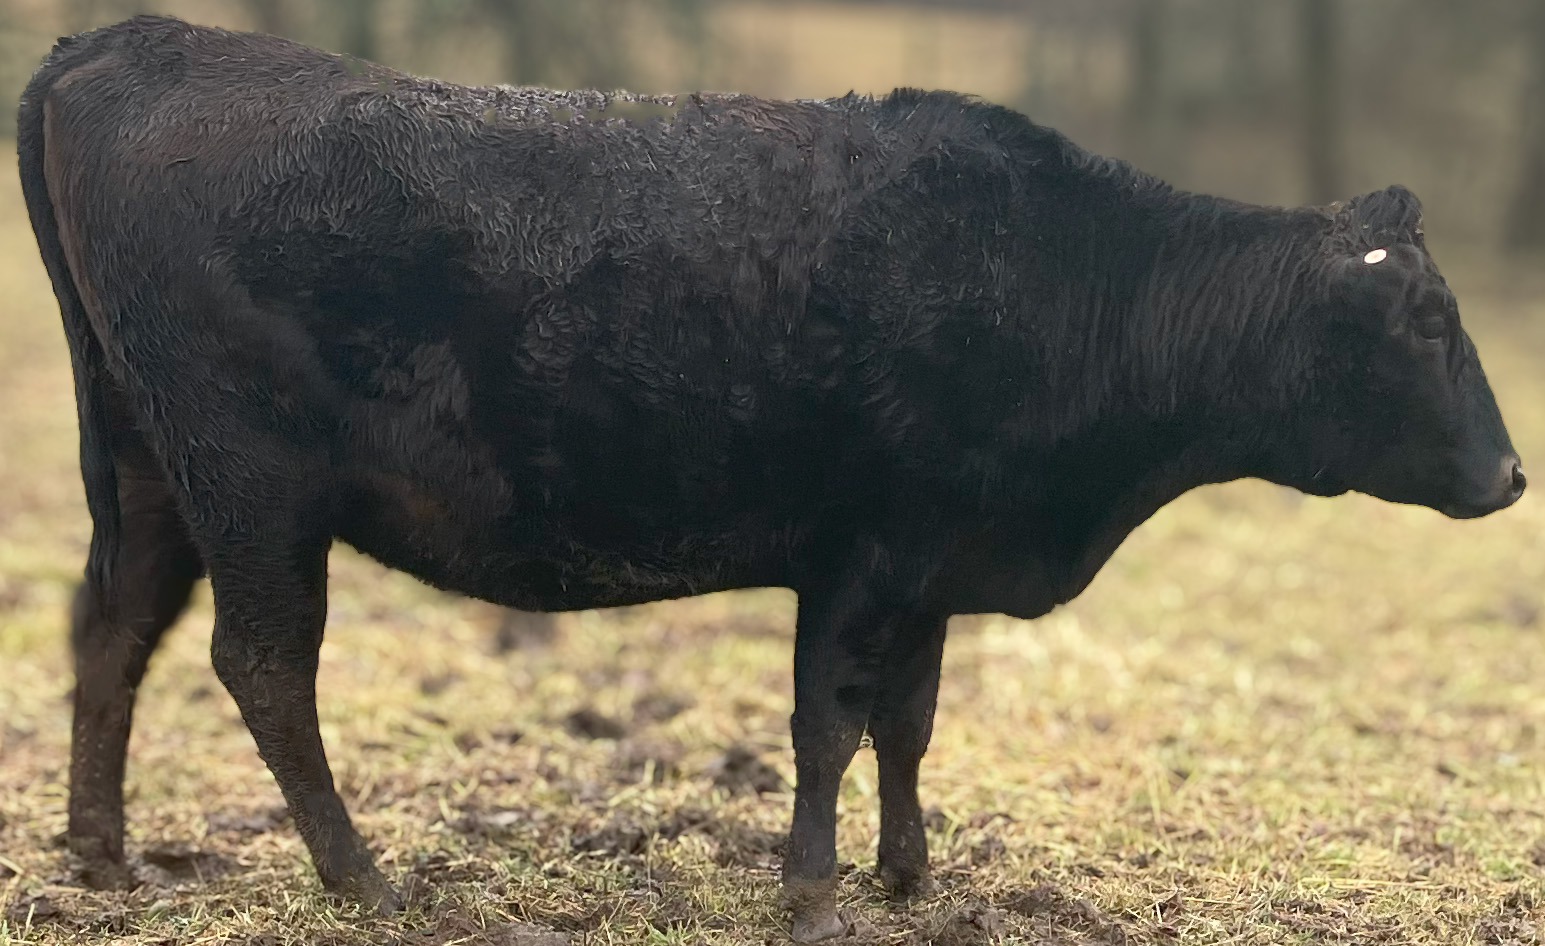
[1363,248,1388,264]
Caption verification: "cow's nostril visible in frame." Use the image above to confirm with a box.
[1512,460,1527,496]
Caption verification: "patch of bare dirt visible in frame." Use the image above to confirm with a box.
[631,690,693,724]
[563,708,627,741]
[705,744,787,794]
[917,903,1007,945]
[136,845,235,886]
[571,815,655,857]
[401,851,490,888]
[450,807,531,838]
[613,737,683,784]
[4,892,64,927]
[206,804,289,835]
[1477,890,1541,946]
[418,671,463,696]
[385,909,570,946]
[1269,897,1405,944]
[1501,593,1540,628]
[969,835,1007,866]
[1003,883,1130,944]
[562,806,786,872]
[492,610,558,653]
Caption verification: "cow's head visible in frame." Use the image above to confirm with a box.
[1284,185,1523,518]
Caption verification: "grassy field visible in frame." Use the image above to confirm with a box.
[1,153,1544,946]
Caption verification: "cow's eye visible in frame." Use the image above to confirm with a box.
[1414,314,1447,340]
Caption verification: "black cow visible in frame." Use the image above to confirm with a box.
[18,16,1524,942]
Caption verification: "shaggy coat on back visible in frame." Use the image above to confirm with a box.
[18,15,1521,941]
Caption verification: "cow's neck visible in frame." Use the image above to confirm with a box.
[1012,194,1336,603]
[1121,192,1328,413]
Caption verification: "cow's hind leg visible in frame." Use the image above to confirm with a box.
[205,531,399,913]
[783,582,907,942]
[69,449,203,888]
[868,615,947,900]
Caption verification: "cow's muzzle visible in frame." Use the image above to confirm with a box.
[1442,454,1526,519]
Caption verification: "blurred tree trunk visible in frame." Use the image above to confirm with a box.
[1126,0,1174,174]
[1018,24,1050,119]
[1299,0,1344,203]
[238,0,293,37]
[665,0,711,89]
[1226,1,1264,108]
[477,0,634,89]
[480,0,548,85]
[905,14,941,90]
[336,0,381,62]
[1506,0,1545,251]
[66,0,108,33]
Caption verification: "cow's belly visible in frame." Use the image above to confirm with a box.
[335,505,787,610]
[319,328,855,609]
[332,449,797,612]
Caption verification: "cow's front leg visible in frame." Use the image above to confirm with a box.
[207,538,399,913]
[783,582,900,942]
[868,614,947,900]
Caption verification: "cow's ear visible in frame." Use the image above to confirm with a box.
[1324,186,1425,323]
[1340,185,1424,249]
[1326,239,1420,328]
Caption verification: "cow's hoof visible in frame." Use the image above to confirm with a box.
[878,863,937,901]
[783,875,846,942]
[77,857,135,891]
[320,831,401,916]
[360,877,403,917]
[67,833,135,890]
[372,884,401,915]
[791,908,848,943]
[370,882,404,917]
[330,868,401,916]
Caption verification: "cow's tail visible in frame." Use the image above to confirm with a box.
[18,33,121,604]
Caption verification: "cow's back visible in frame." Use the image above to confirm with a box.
[34,17,955,610]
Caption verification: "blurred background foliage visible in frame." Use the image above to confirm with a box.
[2,0,1543,252]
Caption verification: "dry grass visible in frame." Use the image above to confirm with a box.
[2,152,1544,946]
